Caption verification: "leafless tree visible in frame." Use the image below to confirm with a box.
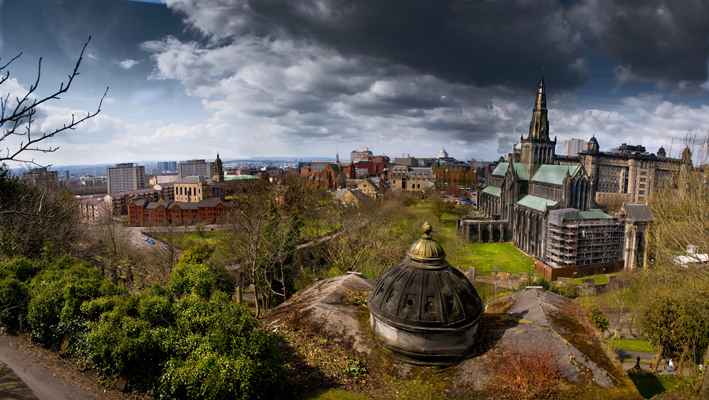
[1,36,107,166]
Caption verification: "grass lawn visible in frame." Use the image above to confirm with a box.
[411,202,536,276]
[628,372,687,399]
[606,338,654,354]
[571,274,610,285]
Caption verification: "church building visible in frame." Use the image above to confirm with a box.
[467,76,595,260]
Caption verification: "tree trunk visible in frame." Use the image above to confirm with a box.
[678,342,690,374]
[652,344,664,373]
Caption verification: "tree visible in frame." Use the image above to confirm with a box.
[221,179,304,317]
[430,195,453,222]
[1,37,106,166]
[0,165,83,259]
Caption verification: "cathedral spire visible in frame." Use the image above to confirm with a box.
[527,74,549,141]
[336,147,339,163]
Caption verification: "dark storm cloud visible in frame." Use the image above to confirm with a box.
[170,0,589,92]
[569,0,709,91]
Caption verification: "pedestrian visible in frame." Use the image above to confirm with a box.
[667,358,675,373]
[650,362,654,371]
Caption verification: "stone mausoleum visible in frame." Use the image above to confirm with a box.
[368,223,483,365]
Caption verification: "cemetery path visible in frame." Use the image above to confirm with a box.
[0,334,133,400]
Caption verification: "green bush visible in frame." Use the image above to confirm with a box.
[518,275,551,291]
[552,281,580,299]
[25,256,124,349]
[169,263,217,300]
[0,256,287,399]
[587,305,610,332]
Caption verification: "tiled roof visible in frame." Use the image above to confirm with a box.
[624,204,654,222]
[309,162,340,173]
[517,195,558,212]
[531,165,578,185]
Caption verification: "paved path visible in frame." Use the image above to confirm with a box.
[0,358,37,400]
[0,335,100,400]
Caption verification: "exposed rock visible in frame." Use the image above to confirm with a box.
[265,275,642,399]
[263,272,377,357]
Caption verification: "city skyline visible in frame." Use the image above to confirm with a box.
[1,0,708,168]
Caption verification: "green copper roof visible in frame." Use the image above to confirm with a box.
[531,165,578,185]
[224,174,258,180]
[491,162,508,176]
[579,209,612,220]
[512,163,528,180]
[517,195,557,212]
[482,186,501,197]
[491,162,527,180]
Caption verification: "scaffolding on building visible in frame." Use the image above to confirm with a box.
[545,209,624,269]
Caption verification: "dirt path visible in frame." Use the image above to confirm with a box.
[0,334,140,400]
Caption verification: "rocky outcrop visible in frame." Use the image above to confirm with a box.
[264,275,641,399]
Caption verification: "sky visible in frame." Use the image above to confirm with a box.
[1,0,709,168]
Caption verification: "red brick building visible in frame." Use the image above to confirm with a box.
[127,198,226,227]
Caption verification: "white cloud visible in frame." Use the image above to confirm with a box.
[119,59,139,69]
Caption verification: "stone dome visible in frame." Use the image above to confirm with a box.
[368,223,483,364]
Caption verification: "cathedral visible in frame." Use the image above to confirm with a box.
[469,76,595,259]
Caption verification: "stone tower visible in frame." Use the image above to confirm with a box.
[212,153,224,182]
[520,75,556,178]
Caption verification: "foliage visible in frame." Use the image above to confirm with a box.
[0,166,84,259]
[553,281,580,299]
[25,256,125,349]
[179,243,214,266]
[342,290,370,307]
[518,275,551,291]
[485,344,562,400]
[0,256,288,399]
[587,305,610,333]
[430,195,453,222]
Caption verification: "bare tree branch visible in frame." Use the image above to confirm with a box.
[0,36,109,166]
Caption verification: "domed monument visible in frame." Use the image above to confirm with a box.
[368,223,483,365]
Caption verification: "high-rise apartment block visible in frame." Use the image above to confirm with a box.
[564,139,587,157]
[157,161,177,172]
[178,159,214,179]
[106,163,146,194]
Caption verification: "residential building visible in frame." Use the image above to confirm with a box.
[357,177,390,197]
[127,198,226,227]
[564,139,587,157]
[104,188,159,216]
[22,167,59,187]
[157,161,177,172]
[79,197,106,221]
[333,188,369,205]
[106,163,146,194]
[390,165,436,191]
[178,159,214,180]
[430,162,476,188]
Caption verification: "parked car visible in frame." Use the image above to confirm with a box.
[147,239,155,244]
[143,237,148,241]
